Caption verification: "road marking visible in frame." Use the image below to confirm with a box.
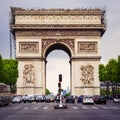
[72,106,78,109]
[110,107,119,109]
[24,107,29,110]
[33,107,39,110]
[101,106,109,109]
[82,106,89,109]
[43,107,48,110]
[91,106,99,109]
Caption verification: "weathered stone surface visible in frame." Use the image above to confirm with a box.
[10,8,106,95]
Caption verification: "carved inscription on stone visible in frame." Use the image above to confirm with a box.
[78,42,97,53]
[23,64,35,86]
[80,65,94,84]
[19,42,39,53]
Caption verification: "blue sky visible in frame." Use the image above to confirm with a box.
[0,0,120,94]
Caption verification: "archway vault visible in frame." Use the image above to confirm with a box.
[42,39,74,58]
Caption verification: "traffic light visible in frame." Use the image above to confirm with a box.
[58,82,61,88]
[59,74,62,82]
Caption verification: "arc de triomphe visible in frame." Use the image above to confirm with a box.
[10,8,106,96]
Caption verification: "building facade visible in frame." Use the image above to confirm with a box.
[10,8,106,95]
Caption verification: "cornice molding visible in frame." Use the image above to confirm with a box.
[71,56,101,61]
[11,7,104,15]
[15,29,101,36]
[16,56,45,61]
[11,24,105,30]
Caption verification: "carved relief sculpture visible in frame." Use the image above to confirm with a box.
[23,64,35,86]
[80,65,94,84]
[78,42,97,53]
[19,42,39,53]
[42,39,74,52]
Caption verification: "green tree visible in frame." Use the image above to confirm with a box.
[45,88,51,95]
[99,64,109,96]
[106,59,118,97]
[2,59,18,93]
[99,64,107,82]
[106,59,118,83]
[117,55,120,83]
[0,54,3,83]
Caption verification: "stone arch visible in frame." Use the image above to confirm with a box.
[44,41,73,94]
[42,39,74,58]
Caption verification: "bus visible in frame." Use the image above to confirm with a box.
[0,83,11,106]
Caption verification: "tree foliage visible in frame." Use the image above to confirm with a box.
[106,59,118,83]
[117,55,120,83]
[2,59,18,86]
[99,64,106,82]
[99,57,120,83]
[99,56,120,96]
[45,88,51,95]
[0,54,3,82]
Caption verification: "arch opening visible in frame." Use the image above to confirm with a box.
[45,43,72,95]
[45,43,72,58]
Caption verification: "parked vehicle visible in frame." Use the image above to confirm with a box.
[45,95,55,102]
[73,95,78,99]
[12,96,22,103]
[28,95,35,102]
[93,95,100,103]
[77,95,84,103]
[35,95,45,102]
[94,96,107,104]
[82,95,94,104]
[23,96,33,103]
[0,83,11,106]
[66,96,75,103]
[113,95,120,103]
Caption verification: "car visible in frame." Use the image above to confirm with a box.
[93,95,100,103]
[94,96,107,104]
[113,95,120,103]
[28,95,35,102]
[66,96,75,103]
[82,95,94,104]
[23,96,33,103]
[73,95,78,99]
[12,96,22,103]
[35,95,45,102]
[45,95,55,102]
[77,95,84,103]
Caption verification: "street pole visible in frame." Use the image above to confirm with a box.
[54,74,67,109]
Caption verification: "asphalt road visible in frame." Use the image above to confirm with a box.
[0,102,120,120]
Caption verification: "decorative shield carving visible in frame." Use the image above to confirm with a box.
[80,65,94,84]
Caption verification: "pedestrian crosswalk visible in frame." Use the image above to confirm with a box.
[1,103,119,111]
[10,105,119,111]
[72,106,119,110]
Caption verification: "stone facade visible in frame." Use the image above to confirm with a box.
[10,8,106,95]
